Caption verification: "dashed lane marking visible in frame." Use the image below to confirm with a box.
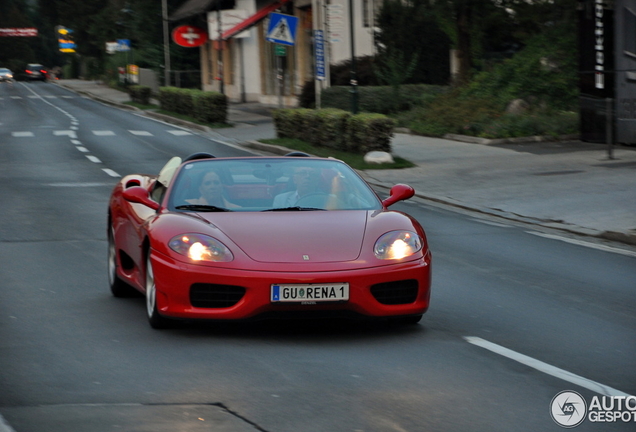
[102,168,121,178]
[86,155,102,163]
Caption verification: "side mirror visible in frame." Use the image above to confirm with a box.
[122,186,160,211]
[382,184,415,208]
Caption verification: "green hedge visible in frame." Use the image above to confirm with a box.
[319,84,447,114]
[158,87,227,124]
[128,85,152,105]
[273,108,395,154]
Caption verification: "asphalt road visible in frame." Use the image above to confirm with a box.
[0,80,634,432]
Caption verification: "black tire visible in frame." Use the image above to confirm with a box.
[108,226,138,297]
[145,253,173,329]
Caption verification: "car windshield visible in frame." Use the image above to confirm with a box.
[168,158,382,212]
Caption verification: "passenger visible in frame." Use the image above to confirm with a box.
[186,171,239,208]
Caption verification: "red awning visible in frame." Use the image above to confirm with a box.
[222,0,290,40]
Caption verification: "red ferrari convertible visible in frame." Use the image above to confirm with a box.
[108,153,432,328]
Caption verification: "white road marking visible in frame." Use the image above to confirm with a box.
[10,96,22,99]
[86,155,102,163]
[11,132,34,137]
[527,231,636,258]
[0,413,17,432]
[464,336,633,397]
[54,130,77,138]
[167,130,192,136]
[129,130,153,136]
[76,146,89,153]
[71,139,82,145]
[47,182,113,187]
[102,168,120,178]
[92,130,115,136]
[471,218,512,228]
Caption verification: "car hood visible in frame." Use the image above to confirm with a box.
[200,211,368,263]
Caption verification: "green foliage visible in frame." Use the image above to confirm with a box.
[128,85,151,105]
[192,91,228,124]
[259,138,415,170]
[158,87,227,125]
[321,85,447,115]
[272,109,395,155]
[345,113,396,153]
[466,28,578,110]
[375,0,451,85]
[329,56,381,86]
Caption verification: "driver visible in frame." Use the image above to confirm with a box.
[272,166,321,208]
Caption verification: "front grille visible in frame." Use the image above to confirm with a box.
[370,279,418,305]
[190,283,246,308]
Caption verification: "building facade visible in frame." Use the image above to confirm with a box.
[171,0,378,106]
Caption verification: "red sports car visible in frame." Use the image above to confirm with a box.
[108,153,432,328]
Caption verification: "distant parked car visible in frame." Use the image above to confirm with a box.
[0,68,13,82]
[25,64,48,81]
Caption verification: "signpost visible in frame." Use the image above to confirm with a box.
[266,13,299,107]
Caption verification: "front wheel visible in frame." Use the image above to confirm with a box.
[145,253,173,329]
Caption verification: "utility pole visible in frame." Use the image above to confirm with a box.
[217,4,224,95]
[348,0,358,114]
[162,0,171,86]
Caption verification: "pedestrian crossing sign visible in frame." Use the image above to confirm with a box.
[266,13,298,46]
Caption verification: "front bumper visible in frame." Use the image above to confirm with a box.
[150,250,431,321]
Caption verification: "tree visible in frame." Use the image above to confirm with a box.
[375,0,451,85]
[0,0,36,70]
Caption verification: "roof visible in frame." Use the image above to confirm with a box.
[170,0,217,21]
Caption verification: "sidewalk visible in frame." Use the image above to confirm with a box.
[56,79,636,247]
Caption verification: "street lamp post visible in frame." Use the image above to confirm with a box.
[348,0,358,114]
[162,0,171,86]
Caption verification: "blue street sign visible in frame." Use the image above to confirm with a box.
[266,13,298,46]
[315,30,325,80]
[117,39,131,52]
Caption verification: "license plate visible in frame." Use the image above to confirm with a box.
[271,283,349,303]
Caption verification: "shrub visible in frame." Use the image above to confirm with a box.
[128,85,152,105]
[345,113,395,153]
[193,91,227,124]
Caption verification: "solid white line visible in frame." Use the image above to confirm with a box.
[471,218,512,228]
[86,155,101,163]
[527,231,636,258]
[102,168,120,178]
[464,336,633,397]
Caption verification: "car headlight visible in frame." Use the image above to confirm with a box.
[169,234,233,262]
[374,231,422,260]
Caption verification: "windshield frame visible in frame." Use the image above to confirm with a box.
[166,157,382,212]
